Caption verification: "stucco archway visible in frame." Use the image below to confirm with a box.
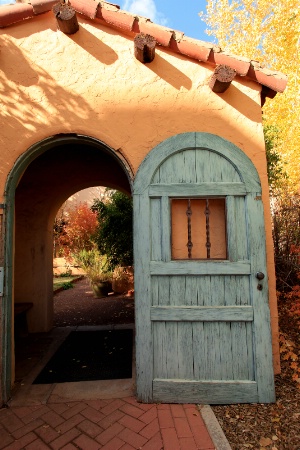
[3,134,133,402]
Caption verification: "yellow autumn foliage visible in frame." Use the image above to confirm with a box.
[200,1,300,191]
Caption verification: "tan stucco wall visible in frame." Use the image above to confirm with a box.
[0,12,279,372]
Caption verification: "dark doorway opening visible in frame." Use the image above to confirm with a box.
[11,135,135,401]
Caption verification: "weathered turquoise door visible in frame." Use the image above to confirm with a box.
[133,132,275,404]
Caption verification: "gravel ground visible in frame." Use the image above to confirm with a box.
[54,277,134,326]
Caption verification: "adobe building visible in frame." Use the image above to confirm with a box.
[0,0,287,405]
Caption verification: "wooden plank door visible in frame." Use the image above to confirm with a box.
[134,133,275,404]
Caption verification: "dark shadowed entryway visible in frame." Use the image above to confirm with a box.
[3,134,133,402]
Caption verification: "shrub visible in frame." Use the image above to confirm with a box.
[91,190,133,270]
[54,202,98,257]
[62,281,74,290]
[272,194,300,291]
[72,249,112,285]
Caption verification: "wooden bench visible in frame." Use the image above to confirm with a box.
[14,302,33,337]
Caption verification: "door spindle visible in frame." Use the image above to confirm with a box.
[186,199,193,259]
[205,199,211,258]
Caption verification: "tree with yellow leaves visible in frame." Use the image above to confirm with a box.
[200,1,300,191]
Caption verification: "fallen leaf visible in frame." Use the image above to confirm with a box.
[259,437,273,446]
[272,435,278,441]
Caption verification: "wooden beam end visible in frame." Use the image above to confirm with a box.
[53,1,79,34]
[209,64,236,93]
[134,33,157,64]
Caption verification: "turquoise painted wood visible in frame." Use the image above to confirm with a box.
[152,380,257,404]
[133,132,275,404]
[150,261,251,275]
[149,182,246,196]
[150,306,254,321]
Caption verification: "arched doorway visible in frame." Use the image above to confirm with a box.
[3,134,133,402]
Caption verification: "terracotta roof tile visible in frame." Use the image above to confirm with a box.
[97,1,136,32]
[71,0,99,19]
[97,4,135,31]
[172,30,184,42]
[171,36,213,62]
[0,2,33,27]
[248,62,287,93]
[0,0,287,96]
[209,50,250,76]
[30,0,57,15]
[100,1,120,10]
[134,18,173,47]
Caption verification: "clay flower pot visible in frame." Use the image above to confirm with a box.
[92,280,112,298]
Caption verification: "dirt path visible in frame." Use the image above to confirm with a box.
[54,278,134,326]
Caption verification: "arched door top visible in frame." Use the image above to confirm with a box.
[134,132,261,194]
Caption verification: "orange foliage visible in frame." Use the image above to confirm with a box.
[285,262,300,313]
[279,332,300,388]
[279,280,300,388]
[57,202,98,257]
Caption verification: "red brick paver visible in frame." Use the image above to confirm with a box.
[0,397,215,449]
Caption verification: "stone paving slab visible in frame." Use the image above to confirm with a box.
[0,397,217,449]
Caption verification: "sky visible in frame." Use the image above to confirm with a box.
[0,0,214,42]
[122,0,214,42]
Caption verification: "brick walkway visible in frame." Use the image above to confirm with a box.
[0,397,215,450]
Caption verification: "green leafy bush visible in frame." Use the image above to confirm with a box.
[91,190,133,270]
[72,249,112,284]
[62,281,74,290]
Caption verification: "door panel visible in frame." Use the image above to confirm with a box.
[151,275,251,306]
[153,149,241,184]
[152,320,254,380]
[134,132,275,404]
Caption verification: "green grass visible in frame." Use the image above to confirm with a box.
[53,276,80,291]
